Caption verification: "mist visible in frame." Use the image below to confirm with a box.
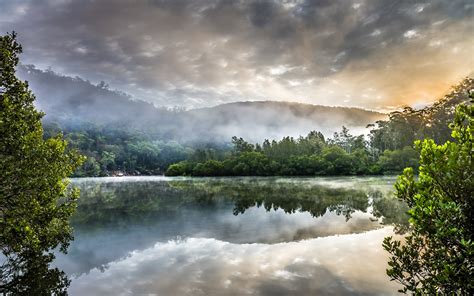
[20,65,385,144]
[52,176,403,295]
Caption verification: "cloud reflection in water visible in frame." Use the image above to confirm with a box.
[57,176,406,295]
[68,228,400,296]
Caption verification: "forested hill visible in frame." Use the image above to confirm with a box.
[38,73,472,177]
[19,64,385,142]
[17,64,173,127]
[186,101,385,142]
[166,77,474,177]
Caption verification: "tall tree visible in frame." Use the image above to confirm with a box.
[383,101,473,294]
[369,77,473,154]
[0,33,84,294]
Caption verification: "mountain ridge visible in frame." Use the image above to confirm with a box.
[192,100,385,115]
[19,64,386,142]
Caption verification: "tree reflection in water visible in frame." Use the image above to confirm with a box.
[1,252,69,295]
[1,177,409,294]
[72,177,409,231]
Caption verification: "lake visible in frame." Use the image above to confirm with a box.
[55,176,408,295]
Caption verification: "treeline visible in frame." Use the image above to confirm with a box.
[369,77,473,151]
[44,123,194,176]
[167,77,473,177]
[166,129,419,176]
[46,77,472,177]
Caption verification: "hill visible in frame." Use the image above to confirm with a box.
[19,65,386,143]
[183,101,385,142]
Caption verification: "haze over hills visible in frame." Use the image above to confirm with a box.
[19,65,385,143]
[186,101,385,142]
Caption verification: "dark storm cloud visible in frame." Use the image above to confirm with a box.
[0,0,472,110]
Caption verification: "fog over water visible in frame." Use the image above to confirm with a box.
[53,176,406,295]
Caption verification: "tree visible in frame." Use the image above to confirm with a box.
[331,126,354,153]
[377,146,419,174]
[383,102,473,294]
[369,78,473,154]
[322,146,352,175]
[0,33,84,294]
[166,161,193,176]
[231,136,254,154]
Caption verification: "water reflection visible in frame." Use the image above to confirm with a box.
[71,176,405,229]
[68,229,400,296]
[1,252,69,295]
[54,176,408,295]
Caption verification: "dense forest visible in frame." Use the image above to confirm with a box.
[45,77,472,177]
[166,130,418,176]
[167,77,473,176]
[43,123,196,176]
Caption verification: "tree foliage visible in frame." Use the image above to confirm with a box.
[369,77,473,153]
[166,127,419,177]
[383,102,473,294]
[165,79,473,177]
[0,32,84,295]
[43,122,193,177]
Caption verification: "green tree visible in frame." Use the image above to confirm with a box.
[231,136,254,154]
[0,33,84,294]
[377,146,419,174]
[331,126,355,153]
[322,146,352,175]
[100,150,116,171]
[77,156,101,177]
[192,160,225,176]
[166,161,193,176]
[369,78,473,154]
[383,102,473,294]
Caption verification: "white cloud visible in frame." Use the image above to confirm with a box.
[68,228,401,296]
[0,0,472,110]
[403,30,419,39]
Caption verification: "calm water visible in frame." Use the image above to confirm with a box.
[55,176,408,295]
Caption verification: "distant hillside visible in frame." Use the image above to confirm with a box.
[19,65,386,143]
[183,101,386,142]
[18,65,172,126]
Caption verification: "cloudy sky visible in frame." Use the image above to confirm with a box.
[0,0,473,111]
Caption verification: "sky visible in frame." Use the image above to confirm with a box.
[0,0,473,111]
